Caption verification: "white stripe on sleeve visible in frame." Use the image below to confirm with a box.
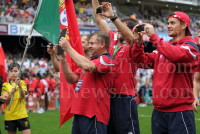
[180,45,197,59]
[100,56,115,66]
[153,50,158,54]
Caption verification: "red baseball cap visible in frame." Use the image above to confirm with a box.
[168,11,192,36]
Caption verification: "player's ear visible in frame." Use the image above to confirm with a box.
[101,41,106,48]
[181,22,187,30]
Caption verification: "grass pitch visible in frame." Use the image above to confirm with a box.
[0,105,200,134]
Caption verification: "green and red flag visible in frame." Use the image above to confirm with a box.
[33,0,84,128]
[0,43,6,82]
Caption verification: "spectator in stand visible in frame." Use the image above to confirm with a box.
[1,0,199,34]
[84,3,93,17]
[0,2,6,13]
[79,3,85,16]
[26,4,34,15]
[49,74,56,110]
[29,74,38,113]
[39,63,46,77]
[138,73,147,107]
[74,2,80,14]
[36,73,45,114]
[55,77,60,105]
[43,74,49,111]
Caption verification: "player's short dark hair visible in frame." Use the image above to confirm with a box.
[30,74,35,77]
[24,73,29,78]
[36,73,41,79]
[41,75,45,79]
[8,62,20,72]
[43,73,47,78]
[89,31,110,49]
[121,17,138,30]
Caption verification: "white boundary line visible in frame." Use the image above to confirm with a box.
[138,115,200,121]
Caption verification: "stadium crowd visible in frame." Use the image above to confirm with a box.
[0,0,199,34]
[0,0,200,134]
[0,51,60,115]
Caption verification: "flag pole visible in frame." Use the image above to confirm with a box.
[8,0,43,111]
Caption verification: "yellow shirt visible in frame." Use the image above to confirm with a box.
[1,80,28,121]
[79,8,84,13]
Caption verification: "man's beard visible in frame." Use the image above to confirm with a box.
[84,48,90,53]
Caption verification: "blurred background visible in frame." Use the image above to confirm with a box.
[0,0,200,133]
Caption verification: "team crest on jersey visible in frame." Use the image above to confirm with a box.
[120,48,125,52]
[119,48,124,52]
[24,121,29,127]
[74,80,83,92]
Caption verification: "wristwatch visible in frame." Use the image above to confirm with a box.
[110,14,118,22]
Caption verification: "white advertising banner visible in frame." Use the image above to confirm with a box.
[8,24,42,36]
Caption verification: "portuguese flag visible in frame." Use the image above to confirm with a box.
[0,43,6,83]
[34,0,84,128]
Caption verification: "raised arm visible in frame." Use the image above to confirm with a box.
[92,0,110,33]
[132,42,156,69]
[131,24,156,69]
[98,2,135,45]
[143,23,199,65]
[47,43,60,72]
[60,53,79,84]
[59,38,97,72]
[150,34,198,64]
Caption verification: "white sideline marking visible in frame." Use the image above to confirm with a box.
[139,115,151,118]
[138,115,200,121]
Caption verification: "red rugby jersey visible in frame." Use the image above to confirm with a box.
[49,79,56,90]
[38,80,45,94]
[70,53,116,125]
[29,78,38,92]
[46,78,51,89]
[108,30,137,96]
[24,78,29,88]
[132,34,199,112]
